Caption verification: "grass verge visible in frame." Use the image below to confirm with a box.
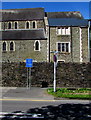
[47,88,91,99]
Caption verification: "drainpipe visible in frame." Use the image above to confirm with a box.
[70,26,73,62]
[88,21,90,62]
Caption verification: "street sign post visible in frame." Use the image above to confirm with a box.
[51,51,59,92]
[26,59,33,89]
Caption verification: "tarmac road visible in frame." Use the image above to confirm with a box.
[0,87,91,120]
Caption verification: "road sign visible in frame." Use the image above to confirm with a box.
[26,59,33,67]
[53,55,57,62]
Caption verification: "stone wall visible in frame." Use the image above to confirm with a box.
[2,62,91,88]
[2,40,47,62]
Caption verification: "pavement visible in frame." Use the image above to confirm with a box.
[0,87,54,101]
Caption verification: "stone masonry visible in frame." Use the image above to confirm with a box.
[2,62,91,88]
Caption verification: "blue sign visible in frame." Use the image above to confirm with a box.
[26,59,33,67]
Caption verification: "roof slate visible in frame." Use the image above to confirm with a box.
[1,29,47,40]
[48,18,88,27]
[1,8,45,21]
[46,11,83,19]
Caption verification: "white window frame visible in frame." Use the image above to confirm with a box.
[25,21,30,29]
[56,42,70,53]
[9,41,15,51]
[32,21,37,29]
[34,40,40,51]
[56,27,70,35]
[2,41,7,51]
[14,21,18,29]
[66,27,70,35]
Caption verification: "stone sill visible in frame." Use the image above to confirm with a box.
[57,34,70,36]
[58,52,70,54]
[2,51,7,53]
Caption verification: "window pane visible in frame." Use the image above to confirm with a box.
[35,41,39,50]
[8,22,11,29]
[33,22,35,28]
[62,43,65,52]
[3,42,6,51]
[66,43,69,52]
[66,27,70,35]
[15,22,17,29]
[26,22,29,29]
[58,43,61,51]
[62,28,65,35]
[3,23,5,30]
[57,28,61,34]
[10,42,14,51]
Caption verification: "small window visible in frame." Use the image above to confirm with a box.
[33,21,37,28]
[10,42,15,51]
[57,42,70,53]
[26,21,30,29]
[3,23,5,30]
[66,27,70,35]
[34,41,40,51]
[57,27,70,35]
[2,41,7,51]
[15,22,18,29]
[8,22,12,29]
[33,21,35,28]
[62,28,65,35]
[57,27,61,35]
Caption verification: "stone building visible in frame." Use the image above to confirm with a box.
[0,8,90,63]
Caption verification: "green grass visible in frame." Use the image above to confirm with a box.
[47,88,91,99]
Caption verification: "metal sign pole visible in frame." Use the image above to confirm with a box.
[54,61,56,92]
[26,59,33,89]
[27,67,28,89]
[29,67,31,89]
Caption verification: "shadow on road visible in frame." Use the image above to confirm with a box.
[1,103,91,120]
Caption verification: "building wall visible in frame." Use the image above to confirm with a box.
[1,20,44,30]
[71,27,80,62]
[2,40,47,62]
[49,26,89,62]
[81,27,89,62]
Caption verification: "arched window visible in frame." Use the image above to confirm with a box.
[3,23,5,30]
[33,21,37,28]
[2,41,7,51]
[26,21,30,29]
[8,22,12,29]
[10,42,14,51]
[15,22,18,29]
[34,41,40,51]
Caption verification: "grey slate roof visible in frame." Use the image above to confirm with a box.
[1,29,47,40]
[0,8,45,21]
[46,11,83,19]
[48,18,88,27]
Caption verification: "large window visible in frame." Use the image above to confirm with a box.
[34,40,40,51]
[10,41,15,51]
[57,42,70,53]
[2,41,7,51]
[57,27,70,35]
